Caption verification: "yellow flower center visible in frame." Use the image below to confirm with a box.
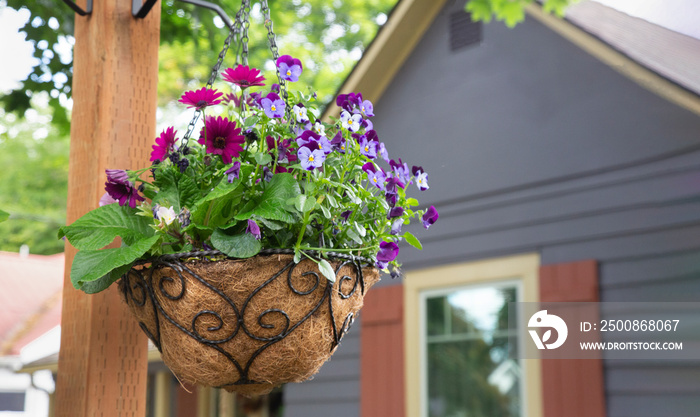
[271,105,276,111]
[348,119,353,125]
[365,146,370,152]
[286,70,291,76]
[373,178,378,183]
[309,155,315,162]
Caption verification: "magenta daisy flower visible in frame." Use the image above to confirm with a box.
[221,65,266,89]
[178,87,223,109]
[197,116,245,164]
[104,169,144,208]
[150,127,178,162]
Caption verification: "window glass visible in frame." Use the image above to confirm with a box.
[425,285,519,417]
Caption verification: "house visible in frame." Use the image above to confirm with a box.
[0,251,63,417]
[284,0,700,417]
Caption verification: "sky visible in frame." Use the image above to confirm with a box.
[0,0,699,93]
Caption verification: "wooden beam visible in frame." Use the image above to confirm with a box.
[54,0,161,416]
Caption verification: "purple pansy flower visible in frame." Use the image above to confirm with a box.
[340,210,352,224]
[261,93,285,118]
[385,192,397,207]
[355,99,374,117]
[292,103,309,123]
[390,218,403,235]
[376,241,399,269]
[422,206,439,229]
[298,146,326,170]
[150,127,178,162]
[249,92,263,108]
[267,136,297,164]
[104,169,144,208]
[366,168,386,190]
[226,161,241,183]
[361,118,373,131]
[340,111,362,132]
[377,143,389,163]
[276,55,303,82]
[385,177,405,194]
[330,131,346,153]
[390,158,411,184]
[359,136,378,159]
[246,219,261,240]
[178,87,223,109]
[336,93,362,112]
[413,166,429,190]
[296,130,321,148]
[387,206,404,219]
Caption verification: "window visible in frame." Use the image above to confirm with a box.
[405,254,542,417]
[423,283,520,417]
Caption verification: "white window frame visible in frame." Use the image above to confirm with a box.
[404,253,542,417]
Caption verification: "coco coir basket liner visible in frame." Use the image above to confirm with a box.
[119,249,379,396]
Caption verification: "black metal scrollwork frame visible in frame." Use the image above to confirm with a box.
[121,249,370,387]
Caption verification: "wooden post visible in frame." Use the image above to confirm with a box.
[54,0,161,416]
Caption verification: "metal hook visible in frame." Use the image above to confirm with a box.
[133,0,159,18]
[178,0,235,29]
[61,0,93,16]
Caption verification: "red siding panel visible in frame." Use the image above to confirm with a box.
[361,285,404,417]
[539,260,606,417]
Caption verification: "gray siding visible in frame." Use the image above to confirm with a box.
[283,2,700,416]
[283,321,362,417]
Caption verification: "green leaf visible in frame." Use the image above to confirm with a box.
[235,173,301,223]
[59,204,155,250]
[326,194,338,208]
[257,217,285,230]
[211,228,262,258]
[294,194,315,213]
[406,198,419,207]
[466,0,494,23]
[346,228,363,245]
[320,205,331,219]
[71,235,159,291]
[197,167,250,204]
[294,249,301,264]
[354,222,366,237]
[0,209,8,223]
[404,231,423,250]
[153,169,199,212]
[80,263,133,294]
[318,259,336,283]
[254,152,273,166]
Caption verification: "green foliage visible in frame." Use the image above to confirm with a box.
[0,103,68,255]
[70,235,160,290]
[58,204,155,250]
[466,0,577,27]
[210,228,262,258]
[2,0,398,131]
[0,210,8,223]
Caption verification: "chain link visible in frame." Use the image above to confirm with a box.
[179,0,290,152]
[179,1,248,152]
[260,0,288,105]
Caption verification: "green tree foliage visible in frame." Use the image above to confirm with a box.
[0,100,69,254]
[466,0,577,28]
[3,0,397,130]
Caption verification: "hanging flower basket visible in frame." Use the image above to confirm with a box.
[120,250,379,396]
[59,0,439,395]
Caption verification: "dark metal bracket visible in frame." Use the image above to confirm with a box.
[61,0,93,16]
[132,0,159,18]
[62,0,234,26]
[178,0,234,28]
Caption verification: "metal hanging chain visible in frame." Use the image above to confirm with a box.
[179,1,248,153]
[260,0,288,105]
